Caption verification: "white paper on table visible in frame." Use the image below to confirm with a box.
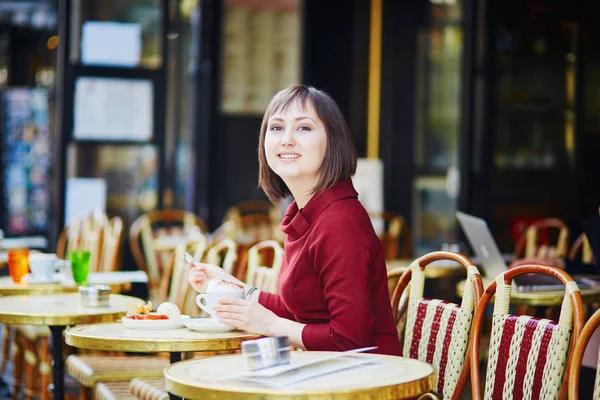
[238,356,383,389]
[81,21,141,67]
[217,346,377,382]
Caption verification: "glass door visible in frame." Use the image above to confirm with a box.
[412,0,464,255]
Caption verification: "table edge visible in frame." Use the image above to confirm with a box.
[164,354,436,400]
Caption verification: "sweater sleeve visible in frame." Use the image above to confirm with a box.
[302,213,374,351]
[258,291,295,320]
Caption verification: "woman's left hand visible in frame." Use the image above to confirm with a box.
[213,298,279,336]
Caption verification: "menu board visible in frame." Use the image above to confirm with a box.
[73,77,153,141]
[220,0,302,115]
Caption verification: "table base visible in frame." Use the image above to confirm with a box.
[49,326,66,400]
[169,353,182,400]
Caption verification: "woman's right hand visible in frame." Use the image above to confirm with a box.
[187,262,235,293]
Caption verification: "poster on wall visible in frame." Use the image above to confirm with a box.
[1,88,52,235]
[73,77,153,141]
[220,0,302,115]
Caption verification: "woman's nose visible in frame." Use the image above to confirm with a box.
[281,130,295,145]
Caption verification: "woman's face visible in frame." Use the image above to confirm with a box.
[264,100,328,186]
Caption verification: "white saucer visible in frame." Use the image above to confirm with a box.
[122,315,190,330]
[22,274,62,284]
[183,317,236,333]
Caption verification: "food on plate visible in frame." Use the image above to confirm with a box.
[123,302,182,323]
[126,314,169,320]
[157,302,181,320]
[125,301,154,315]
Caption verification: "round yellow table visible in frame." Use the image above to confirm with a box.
[0,272,136,295]
[66,322,261,400]
[164,351,436,400]
[0,293,143,400]
[66,321,260,358]
[456,277,600,306]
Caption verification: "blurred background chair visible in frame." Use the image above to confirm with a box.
[244,240,283,294]
[513,218,569,261]
[469,264,584,400]
[204,238,239,276]
[369,211,411,260]
[569,233,594,265]
[129,209,207,303]
[390,251,483,400]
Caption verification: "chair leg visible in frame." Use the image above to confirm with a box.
[0,325,11,377]
[39,337,52,400]
[21,335,38,400]
[11,331,23,400]
[78,384,92,400]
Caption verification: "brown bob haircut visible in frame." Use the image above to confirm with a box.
[258,84,357,204]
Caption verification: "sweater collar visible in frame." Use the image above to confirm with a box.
[280,179,358,240]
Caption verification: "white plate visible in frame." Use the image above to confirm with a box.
[122,315,190,330]
[183,317,236,333]
[21,274,62,284]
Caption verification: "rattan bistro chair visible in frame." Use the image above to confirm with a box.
[568,308,600,399]
[390,251,484,400]
[469,265,584,400]
[245,240,283,294]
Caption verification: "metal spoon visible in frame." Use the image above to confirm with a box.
[183,252,194,264]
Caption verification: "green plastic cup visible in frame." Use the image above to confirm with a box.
[69,250,91,285]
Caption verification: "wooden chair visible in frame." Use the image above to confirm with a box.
[129,209,207,303]
[469,264,584,400]
[224,200,280,222]
[390,251,483,400]
[370,211,411,259]
[245,240,284,294]
[514,218,569,260]
[97,217,124,272]
[569,233,594,264]
[57,208,107,272]
[568,308,600,399]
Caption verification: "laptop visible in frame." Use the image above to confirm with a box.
[456,211,599,291]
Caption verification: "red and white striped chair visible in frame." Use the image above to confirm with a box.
[568,307,600,399]
[470,264,584,400]
[390,251,484,400]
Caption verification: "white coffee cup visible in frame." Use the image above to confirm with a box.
[196,280,245,319]
[29,253,66,282]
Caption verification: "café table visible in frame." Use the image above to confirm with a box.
[163,351,436,400]
[0,270,145,295]
[0,293,143,400]
[65,322,261,400]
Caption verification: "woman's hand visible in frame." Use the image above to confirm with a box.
[213,298,279,336]
[187,262,234,293]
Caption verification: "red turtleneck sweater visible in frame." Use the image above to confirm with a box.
[259,179,402,356]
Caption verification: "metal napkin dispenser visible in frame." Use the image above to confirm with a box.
[79,285,110,307]
[241,336,291,370]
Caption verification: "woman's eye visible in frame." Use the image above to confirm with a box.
[269,125,283,131]
[298,125,311,131]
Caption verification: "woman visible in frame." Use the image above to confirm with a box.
[188,84,402,356]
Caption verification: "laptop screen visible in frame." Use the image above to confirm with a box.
[456,211,508,278]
